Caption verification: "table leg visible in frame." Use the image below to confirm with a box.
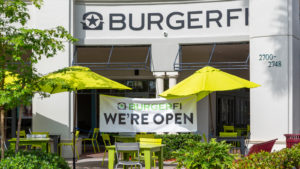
[144,150,151,169]
[108,149,115,169]
[240,139,245,156]
[158,147,163,169]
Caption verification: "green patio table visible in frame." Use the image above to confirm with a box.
[8,138,51,152]
[107,144,165,169]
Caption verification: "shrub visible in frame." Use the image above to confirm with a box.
[173,139,235,169]
[155,133,202,160]
[233,143,300,169]
[0,150,70,169]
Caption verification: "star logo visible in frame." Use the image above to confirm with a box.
[87,15,99,26]
[117,102,127,110]
[81,12,104,30]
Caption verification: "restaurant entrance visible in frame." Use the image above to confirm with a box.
[77,79,160,135]
[75,45,154,134]
[177,42,250,136]
[216,89,250,136]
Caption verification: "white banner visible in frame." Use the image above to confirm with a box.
[100,95,197,133]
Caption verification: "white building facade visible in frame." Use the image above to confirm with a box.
[29,0,300,157]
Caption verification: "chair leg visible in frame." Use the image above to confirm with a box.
[71,145,74,155]
[70,145,75,160]
[75,145,79,160]
[96,140,100,152]
[70,145,79,160]
[102,149,107,166]
[92,140,96,153]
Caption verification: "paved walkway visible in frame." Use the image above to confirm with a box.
[67,152,178,169]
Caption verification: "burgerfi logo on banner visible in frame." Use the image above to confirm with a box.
[117,102,182,111]
[100,95,197,132]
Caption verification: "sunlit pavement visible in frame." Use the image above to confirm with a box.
[67,152,178,169]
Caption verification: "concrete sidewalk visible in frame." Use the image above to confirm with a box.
[67,152,178,169]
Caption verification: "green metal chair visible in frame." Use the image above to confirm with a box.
[31,132,50,151]
[101,133,112,166]
[16,130,26,138]
[219,132,238,137]
[82,128,100,153]
[135,133,155,142]
[223,125,235,132]
[58,131,80,159]
[16,130,27,150]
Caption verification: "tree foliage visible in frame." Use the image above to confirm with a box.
[0,0,77,159]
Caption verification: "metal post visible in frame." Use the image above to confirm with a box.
[209,94,214,138]
[73,91,77,169]
[208,43,216,65]
[91,90,96,129]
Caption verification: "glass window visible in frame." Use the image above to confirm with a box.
[97,79,156,98]
[216,89,250,136]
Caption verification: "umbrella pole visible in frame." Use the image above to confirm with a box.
[209,94,214,138]
[73,91,77,169]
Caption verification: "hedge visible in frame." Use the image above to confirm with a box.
[155,133,202,160]
[0,150,70,169]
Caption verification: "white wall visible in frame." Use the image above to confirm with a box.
[250,0,300,147]
[250,36,289,141]
[31,0,73,140]
[292,38,300,133]
[74,0,249,72]
[151,42,179,71]
[290,0,300,134]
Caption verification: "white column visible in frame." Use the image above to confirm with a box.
[153,72,165,98]
[250,0,300,145]
[166,72,179,89]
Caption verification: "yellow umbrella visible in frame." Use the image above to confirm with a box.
[38,66,131,93]
[160,66,260,136]
[160,66,260,100]
[38,66,131,168]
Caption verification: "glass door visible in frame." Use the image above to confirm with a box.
[216,89,250,135]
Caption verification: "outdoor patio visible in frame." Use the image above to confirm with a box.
[67,152,178,169]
